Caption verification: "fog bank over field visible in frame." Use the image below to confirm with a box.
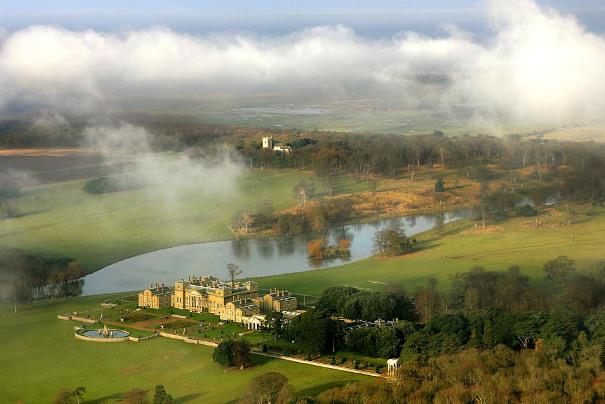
[82,123,242,206]
[0,0,604,127]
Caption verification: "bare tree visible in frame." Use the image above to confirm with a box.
[227,263,242,287]
[292,180,314,212]
[240,211,253,234]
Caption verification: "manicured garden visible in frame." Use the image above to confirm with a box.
[0,294,369,403]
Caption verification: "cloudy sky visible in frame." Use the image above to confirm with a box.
[2,0,605,36]
[1,0,605,125]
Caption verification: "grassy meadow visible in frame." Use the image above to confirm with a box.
[540,122,605,143]
[1,168,316,272]
[0,151,467,273]
[0,295,368,403]
[259,203,605,296]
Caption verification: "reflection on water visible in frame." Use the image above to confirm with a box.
[82,209,471,295]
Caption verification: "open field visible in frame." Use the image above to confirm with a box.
[107,93,555,136]
[540,123,605,143]
[1,150,480,274]
[258,203,605,296]
[0,167,316,271]
[0,149,135,184]
[0,294,368,403]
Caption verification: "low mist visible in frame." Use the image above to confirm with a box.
[82,122,242,208]
[0,0,604,126]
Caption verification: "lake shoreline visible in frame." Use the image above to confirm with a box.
[81,207,472,296]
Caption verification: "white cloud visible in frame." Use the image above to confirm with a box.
[0,0,604,124]
[82,123,242,206]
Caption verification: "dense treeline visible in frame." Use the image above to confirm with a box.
[317,343,605,403]
[317,287,417,322]
[239,132,605,202]
[278,262,605,402]
[0,120,84,147]
[286,261,605,361]
[0,249,85,302]
[4,118,605,202]
[232,194,354,236]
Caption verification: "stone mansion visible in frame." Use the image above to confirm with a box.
[138,276,298,328]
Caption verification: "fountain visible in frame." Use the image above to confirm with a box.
[75,324,130,342]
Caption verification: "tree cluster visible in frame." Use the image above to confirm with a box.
[373,228,415,256]
[0,249,85,303]
[318,342,605,403]
[317,287,417,322]
[212,339,252,369]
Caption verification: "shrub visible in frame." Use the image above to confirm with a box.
[82,175,142,194]
[213,339,251,369]
[517,204,537,217]
[213,340,235,366]
[435,179,445,192]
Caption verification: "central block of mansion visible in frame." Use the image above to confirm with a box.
[138,276,297,326]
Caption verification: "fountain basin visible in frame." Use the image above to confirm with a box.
[75,327,130,342]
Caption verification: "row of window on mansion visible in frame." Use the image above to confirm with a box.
[138,276,298,325]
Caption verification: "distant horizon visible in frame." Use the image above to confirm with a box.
[2,0,605,129]
[2,1,605,37]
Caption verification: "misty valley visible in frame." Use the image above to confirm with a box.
[4,1,605,403]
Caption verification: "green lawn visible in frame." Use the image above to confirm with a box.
[0,295,368,403]
[0,168,311,272]
[258,204,605,296]
[0,166,381,273]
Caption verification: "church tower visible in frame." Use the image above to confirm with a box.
[262,135,273,149]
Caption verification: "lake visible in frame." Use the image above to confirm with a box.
[82,208,471,295]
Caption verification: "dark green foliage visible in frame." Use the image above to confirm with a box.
[373,227,415,256]
[212,339,251,368]
[153,385,173,404]
[434,179,445,192]
[289,138,317,149]
[317,287,359,314]
[265,311,285,337]
[517,204,537,217]
[345,328,379,357]
[481,191,522,220]
[543,256,576,283]
[0,248,84,302]
[82,175,142,194]
[584,312,605,344]
[285,309,341,355]
[316,287,417,322]
[565,274,605,310]
[345,326,402,358]
[213,340,235,366]
[448,266,529,311]
[273,213,303,236]
[53,387,86,404]
[540,308,581,347]
[273,197,353,235]
[426,313,469,346]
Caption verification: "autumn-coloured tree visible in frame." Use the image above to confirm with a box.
[306,239,325,259]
